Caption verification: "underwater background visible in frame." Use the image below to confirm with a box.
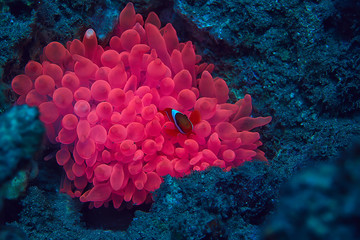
[0,0,360,239]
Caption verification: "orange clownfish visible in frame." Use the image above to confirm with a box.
[161,108,201,135]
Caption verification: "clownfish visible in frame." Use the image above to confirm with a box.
[161,108,201,135]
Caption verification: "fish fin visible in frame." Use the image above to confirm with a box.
[189,110,201,125]
[160,108,173,121]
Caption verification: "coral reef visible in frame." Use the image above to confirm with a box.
[0,2,34,79]
[10,186,128,239]
[263,141,360,240]
[175,0,360,116]
[174,0,360,171]
[0,0,123,84]
[11,2,271,207]
[10,161,278,240]
[128,162,279,240]
[1,0,360,239]
[0,105,43,209]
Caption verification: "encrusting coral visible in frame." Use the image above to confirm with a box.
[11,2,271,208]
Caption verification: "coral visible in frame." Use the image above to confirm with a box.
[263,140,360,240]
[2,170,29,200]
[0,105,43,209]
[10,186,128,240]
[11,2,271,207]
[128,162,278,240]
[0,9,34,72]
[10,162,278,239]
[0,105,43,183]
[0,225,27,240]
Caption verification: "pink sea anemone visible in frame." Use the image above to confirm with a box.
[11,2,271,208]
